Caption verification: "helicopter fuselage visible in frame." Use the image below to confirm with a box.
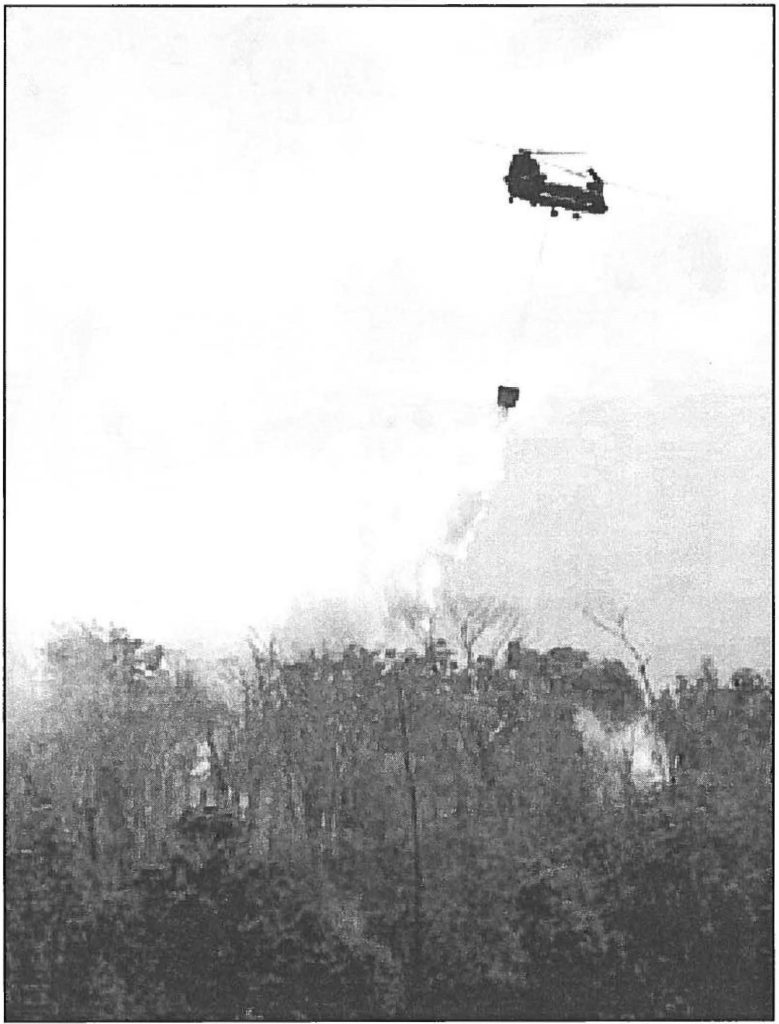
[504,151,607,216]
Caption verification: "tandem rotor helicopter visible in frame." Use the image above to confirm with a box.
[504,148,608,219]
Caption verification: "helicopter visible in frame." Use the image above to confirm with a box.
[505,149,608,218]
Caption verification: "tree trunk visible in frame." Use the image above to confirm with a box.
[396,676,422,1012]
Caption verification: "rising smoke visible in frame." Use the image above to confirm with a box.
[269,401,517,654]
[407,406,512,609]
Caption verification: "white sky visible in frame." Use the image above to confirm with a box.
[7,7,772,681]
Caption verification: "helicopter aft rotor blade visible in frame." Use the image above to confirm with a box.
[546,162,590,178]
[472,140,585,154]
[544,161,671,202]
[597,179,672,202]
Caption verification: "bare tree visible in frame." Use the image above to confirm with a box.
[246,628,270,676]
[385,592,436,652]
[583,607,652,707]
[442,591,525,668]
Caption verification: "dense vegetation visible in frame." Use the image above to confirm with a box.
[5,626,773,1020]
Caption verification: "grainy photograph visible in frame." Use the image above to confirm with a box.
[5,5,773,1021]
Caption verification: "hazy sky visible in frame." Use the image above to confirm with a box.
[8,8,772,680]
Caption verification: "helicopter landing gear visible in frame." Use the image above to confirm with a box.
[508,196,513,203]
[572,212,581,220]
[550,208,559,218]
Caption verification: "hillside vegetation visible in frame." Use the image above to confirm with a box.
[5,626,773,1020]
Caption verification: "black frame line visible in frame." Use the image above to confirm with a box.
[1,4,773,1015]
